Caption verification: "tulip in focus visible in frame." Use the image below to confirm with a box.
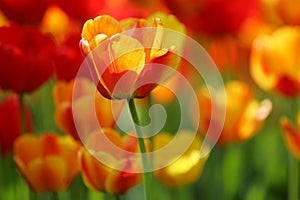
[250,26,300,97]
[196,80,272,145]
[79,128,143,194]
[153,131,208,187]
[14,133,81,193]
[80,14,183,99]
[280,112,300,159]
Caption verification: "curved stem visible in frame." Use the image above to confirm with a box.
[127,98,151,200]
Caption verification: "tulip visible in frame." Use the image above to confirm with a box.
[80,14,183,99]
[53,0,106,21]
[280,112,300,159]
[195,80,272,145]
[79,128,143,194]
[0,0,48,25]
[250,26,300,97]
[0,24,56,93]
[54,32,84,81]
[161,0,257,35]
[41,5,78,43]
[0,91,32,156]
[153,131,208,187]
[277,0,300,25]
[14,133,81,193]
[53,78,123,141]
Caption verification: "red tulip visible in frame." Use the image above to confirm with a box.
[53,0,106,22]
[162,0,257,35]
[54,32,83,81]
[0,0,48,25]
[0,91,32,157]
[0,24,56,93]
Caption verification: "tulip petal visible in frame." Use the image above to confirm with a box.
[26,156,67,192]
[105,160,142,194]
[110,34,145,73]
[81,15,121,52]
[281,117,300,159]
[81,15,121,43]
[14,134,41,165]
[79,148,111,191]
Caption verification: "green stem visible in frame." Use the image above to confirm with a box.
[288,99,300,200]
[127,98,151,200]
[288,155,298,200]
[18,94,26,134]
[29,190,36,200]
[50,192,59,200]
[115,195,122,200]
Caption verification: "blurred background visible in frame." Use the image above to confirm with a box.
[0,0,300,199]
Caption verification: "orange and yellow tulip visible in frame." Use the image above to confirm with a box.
[53,77,123,141]
[14,133,81,193]
[250,26,300,97]
[153,131,208,187]
[196,80,272,145]
[280,111,300,159]
[79,128,143,194]
[80,14,183,99]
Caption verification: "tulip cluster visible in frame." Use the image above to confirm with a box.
[0,0,300,200]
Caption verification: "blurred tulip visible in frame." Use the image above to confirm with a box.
[80,14,183,99]
[53,0,105,22]
[14,133,81,193]
[0,0,48,25]
[161,0,257,35]
[41,5,80,42]
[101,0,149,20]
[79,128,143,194]
[280,112,300,159]
[54,32,83,81]
[277,0,300,25]
[250,26,300,97]
[53,78,123,141]
[196,80,272,145]
[0,10,8,26]
[151,76,177,105]
[153,131,208,187]
[205,36,239,73]
[0,91,32,157]
[0,24,56,93]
